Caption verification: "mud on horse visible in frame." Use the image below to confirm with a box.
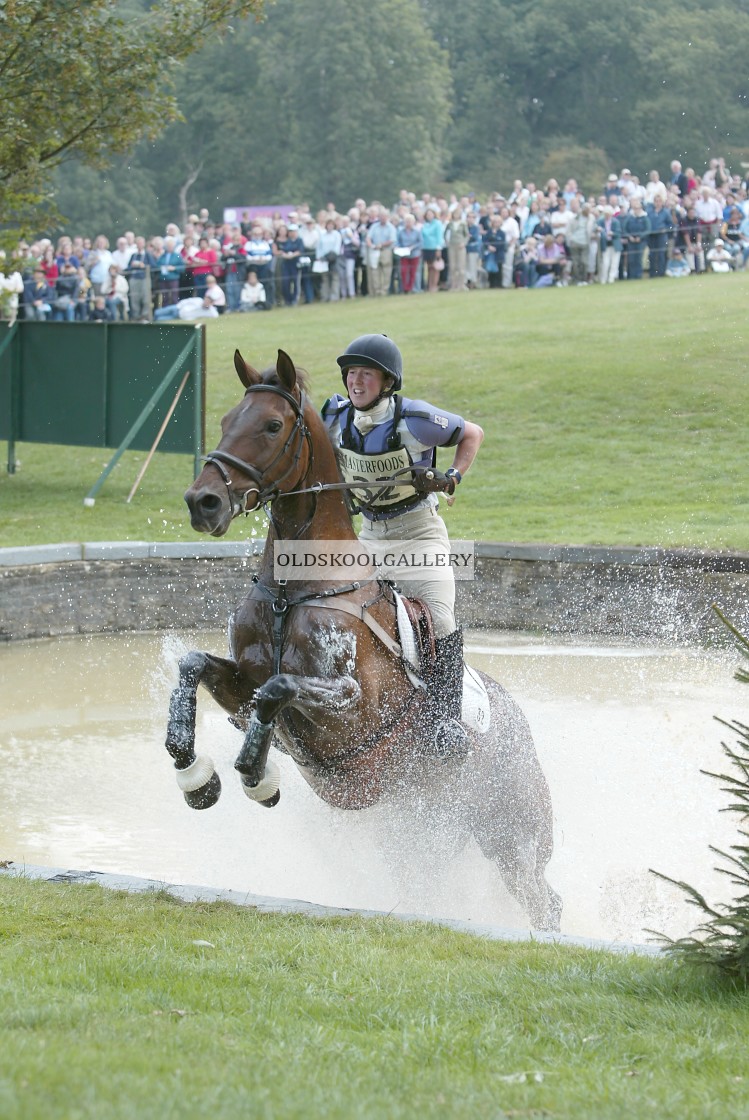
[164,348,562,931]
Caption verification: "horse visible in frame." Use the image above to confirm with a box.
[164,348,562,932]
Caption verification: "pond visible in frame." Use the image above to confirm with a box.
[1,629,742,944]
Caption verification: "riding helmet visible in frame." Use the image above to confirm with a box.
[336,334,403,391]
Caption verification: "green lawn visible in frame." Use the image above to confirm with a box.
[2,275,747,549]
[1,877,748,1120]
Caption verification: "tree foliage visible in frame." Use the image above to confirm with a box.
[650,609,749,983]
[0,0,263,234]
[8,0,748,238]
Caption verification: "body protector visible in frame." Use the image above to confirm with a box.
[322,394,464,516]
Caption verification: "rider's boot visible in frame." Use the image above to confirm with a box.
[425,627,469,759]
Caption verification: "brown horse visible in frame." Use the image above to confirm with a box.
[165,348,562,931]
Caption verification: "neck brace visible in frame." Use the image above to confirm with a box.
[352,396,392,435]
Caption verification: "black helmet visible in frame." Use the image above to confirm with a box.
[336,334,403,391]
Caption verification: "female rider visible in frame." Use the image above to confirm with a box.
[322,334,483,755]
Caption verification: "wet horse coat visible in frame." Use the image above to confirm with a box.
[165,349,561,931]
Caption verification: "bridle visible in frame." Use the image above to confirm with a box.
[201,383,314,521]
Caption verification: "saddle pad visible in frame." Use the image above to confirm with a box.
[394,592,492,735]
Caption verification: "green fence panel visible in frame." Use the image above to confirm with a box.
[0,322,204,457]
[105,324,203,453]
[20,323,108,445]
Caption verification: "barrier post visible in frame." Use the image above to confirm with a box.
[0,324,20,473]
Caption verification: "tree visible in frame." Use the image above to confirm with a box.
[650,611,749,983]
[0,0,264,236]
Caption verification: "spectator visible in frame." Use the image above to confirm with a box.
[720,208,744,267]
[568,203,595,285]
[644,169,668,206]
[665,248,690,278]
[38,242,59,290]
[74,266,93,320]
[52,260,80,321]
[647,195,672,278]
[695,186,723,252]
[675,204,703,272]
[365,206,396,298]
[191,235,218,298]
[299,216,319,304]
[500,206,521,289]
[127,236,157,321]
[597,206,623,283]
[420,207,445,293]
[55,237,80,273]
[243,226,272,308]
[465,212,483,289]
[154,273,226,319]
[23,268,53,320]
[239,270,267,311]
[554,232,572,284]
[89,295,112,321]
[157,236,184,307]
[516,236,539,289]
[276,223,304,306]
[180,235,198,298]
[706,238,734,273]
[337,215,360,300]
[111,236,135,274]
[669,160,689,198]
[482,216,506,289]
[447,206,470,291]
[535,234,565,285]
[316,218,343,302]
[396,212,422,295]
[622,198,651,280]
[87,235,113,295]
[0,254,25,324]
[103,263,129,320]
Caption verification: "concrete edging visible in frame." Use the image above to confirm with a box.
[2,539,749,643]
[0,863,660,957]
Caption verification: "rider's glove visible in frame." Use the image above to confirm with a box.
[414,468,461,496]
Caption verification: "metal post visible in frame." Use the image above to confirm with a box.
[0,323,20,473]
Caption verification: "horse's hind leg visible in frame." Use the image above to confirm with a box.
[165,650,247,810]
[467,681,562,932]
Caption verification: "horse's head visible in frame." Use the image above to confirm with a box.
[185,349,311,536]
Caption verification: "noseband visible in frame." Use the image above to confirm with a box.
[202,384,313,517]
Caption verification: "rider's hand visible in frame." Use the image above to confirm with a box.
[414,468,459,496]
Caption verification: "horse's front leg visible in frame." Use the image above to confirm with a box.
[234,672,360,807]
[165,650,249,810]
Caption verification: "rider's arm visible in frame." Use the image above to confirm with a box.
[449,420,484,480]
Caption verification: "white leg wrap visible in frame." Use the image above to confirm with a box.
[175,754,216,793]
[241,758,281,802]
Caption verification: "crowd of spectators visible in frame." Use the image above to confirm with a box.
[2,156,748,325]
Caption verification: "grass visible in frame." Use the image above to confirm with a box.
[1,876,749,1120]
[3,281,749,1117]
[2,274,748,549]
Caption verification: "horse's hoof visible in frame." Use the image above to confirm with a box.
[175,755,221,810]
[183,771,222,810]
[240,758,281,805]
[259,790,281,808]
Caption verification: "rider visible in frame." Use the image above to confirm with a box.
[322,333,484,755]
